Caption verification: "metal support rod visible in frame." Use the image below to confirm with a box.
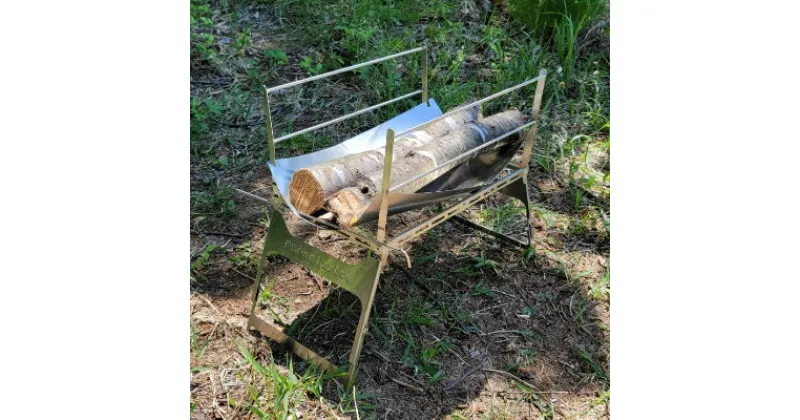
[422,48,429,105]
[235,188,273,206]
[266,46,426,93]
[263,86,276,165]
[274,90,422,143]
[395,75,545,139]
[451,215,529,248]
[376,129,395,243]
[248,210,275,319]
[389,121,535,192]
[249,314,338,373]
[518,69,547,169]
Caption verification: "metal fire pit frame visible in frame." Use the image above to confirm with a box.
[240,46,546,387]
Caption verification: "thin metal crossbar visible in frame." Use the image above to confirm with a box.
[274,89,422,143]
[266,46,426,93]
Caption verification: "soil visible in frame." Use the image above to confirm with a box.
[191,170,610,419]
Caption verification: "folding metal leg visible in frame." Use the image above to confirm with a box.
[345,249,388,386]
[247,210,385,387]
[499,173,534,247]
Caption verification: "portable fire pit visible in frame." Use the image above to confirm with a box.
[238,46,546,386]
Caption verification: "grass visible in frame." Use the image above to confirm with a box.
[191,244,218,272]
[577,346,609,387]
[190,321,210,362]
[400,334,449,384]
[479,201,527,232]
[237,343,349,419]
[589,266,610,301]
[509,0,608,80]
[190,0,609,417]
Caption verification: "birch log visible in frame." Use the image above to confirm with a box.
[327,109,525,226]
[288,106,480,214]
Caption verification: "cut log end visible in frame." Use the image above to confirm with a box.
[326,187,369,228]
[289,169,325,214]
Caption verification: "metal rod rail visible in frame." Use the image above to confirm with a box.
[274,89,422,143]
[264,46,429,155]
[451,215,529,247]
[389,120,535,192]
[394,75,544,139]
[266,46,426,93]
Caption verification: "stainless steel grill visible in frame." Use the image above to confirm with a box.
[237,46,547,387]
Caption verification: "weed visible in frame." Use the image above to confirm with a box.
[531,206,565,229]
[479,202,526,232]
[577,346,608,385]
[440,301,479,334]
[229,244,256,268]
[190,0,217,63]
[593,390,611,406]
[534,153,557,174]
[414,252,439,265]
[553,14,578,81]
[454,264,479,277]
[259,280,277,304]
[522,246,537,264]
[584,107,610,134]
[403,299,437,326]
[570,184,585,208]
[506,347,537,372]
[263,48,288,71]
[536,290,554,302]
[190,97,223,142]
[190,321,210,360]
[246,64,268,88]
[299,56,323,75]
[472,281,496,298]
[190,0,213,28]
[191,244,218,271]
[337,389,377,417]
[589,266,610,300]
[275,133,335,156]
[237,343,346,419]
[508,0,607,41]
[233,27,252,56]
[191,186,238,220]
[472,254,501,274]
[401,335,449,383]
[192,33,217,63]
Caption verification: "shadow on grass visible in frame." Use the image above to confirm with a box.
[250,215,609,419]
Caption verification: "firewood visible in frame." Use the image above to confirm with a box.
[288,106,480,214]
[326,109,525,226]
